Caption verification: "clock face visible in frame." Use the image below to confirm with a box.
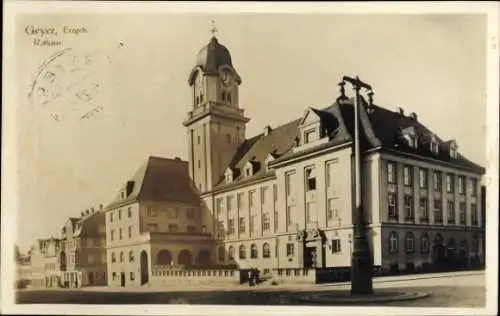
[220,68,232,86]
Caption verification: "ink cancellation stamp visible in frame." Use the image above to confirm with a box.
[2,2,498,316]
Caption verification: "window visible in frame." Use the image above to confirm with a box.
[198,160,201,168]
[305,167,316,191]
[261,187,268,205]
[147,206,157,217]
[119,251,124,263]
[262,213,270,231]
[430,139,439,154]
[129,250,134,262]
[471,203,477,225]
[286,205,295,226]
[261,243,271,258]
[388,193,398,218]
[227,195,234,212]
[239,217,246,233]
[118,209,122,220]
[419,169,428,189]
[187,208,195,218]
[201,225,207,233]
[227,93,232,103]
[237,193,244,210]
[421,234,429,253]
[459,202,466,225]
[274,211,279,231]
[387,162,396,184]
[249,191,255,209]
[226,134,231,144]
[389,232,399,253]
[221,91,226,101]
[446,174,454,193]
[403,165,413,187]
[285,172,295,196]
[128,272,134,281]
[218,246,225,262]
[304,129,318,144]
[331,239,341,253]
[250,215,256,232]
[239,245,246,259]
[112,272,116,280]
[111,229,115,241]
[404,195,414,219]
[471,179,478,196]
[434,200,442,222]
[327,198,336,221]
[419,198,428,219]
[228,219,235,234]
[228,246,235,260]
[88,254,95,264]
[168,224,179,233]
[128,226,132,238]
[148,223,158,232]
[110,213,114,222]
[458,176,465,194]
[286,243,295,257]
[405,233,415,253]
[305,201,317,224]
[217,221,225,239]
[407,133,418,148]
[128,207,132,218]
[119,228,123,240]
[197,135,200,145]
[187,226,197,233]
[167,208,178,219]
[273,184,278,202]
[447,201,455,224]
[434,172,442,192]
[216,198,224,218]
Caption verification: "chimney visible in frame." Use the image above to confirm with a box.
[100,204,103,210]
[264,125,272,136]
[91,207,95,213]
[86,209,90,215]
[410,112,417,120]
[81,212,85,217]
[397,107,404,116]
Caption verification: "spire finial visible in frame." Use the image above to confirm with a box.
[210,20,218,37]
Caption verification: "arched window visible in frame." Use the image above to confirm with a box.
[129,250,134,262]
[218,246,225,262]
[111,252,116,263]
[405,232,415,253]
[262,243,270,258]
[119,251,124,263]
[389,231,399,253]
[250,243,258,259]
[421,233,429,253]
[239,245,246,259]
[228,246,235,261]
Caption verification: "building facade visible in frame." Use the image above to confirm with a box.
[59,206,107,287]
[28,238,62,288]
[105,156,217,287]
[183,35,485,274]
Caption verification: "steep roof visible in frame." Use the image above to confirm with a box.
[213,96,484,192]
[106,156,200,209]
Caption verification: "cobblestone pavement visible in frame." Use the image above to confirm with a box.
[16,270,485,307]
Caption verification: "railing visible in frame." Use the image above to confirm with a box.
[150,267,239,286]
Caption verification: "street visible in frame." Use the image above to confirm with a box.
[16,270,485,307]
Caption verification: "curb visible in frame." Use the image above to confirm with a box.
[296,291,430,305]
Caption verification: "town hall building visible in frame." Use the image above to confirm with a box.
[104,34,485,286]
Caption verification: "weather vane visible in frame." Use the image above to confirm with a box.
[210,20,218,36]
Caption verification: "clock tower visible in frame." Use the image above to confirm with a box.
[184,36,250,194]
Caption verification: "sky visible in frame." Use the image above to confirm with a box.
[12,13,487,252]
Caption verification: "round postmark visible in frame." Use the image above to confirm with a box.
[29,47,114,122]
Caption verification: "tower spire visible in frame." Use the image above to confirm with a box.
[210,20,218,37]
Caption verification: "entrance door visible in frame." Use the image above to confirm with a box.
[120,272,126,287]
[140,251,149,285]
[304,247,317,268]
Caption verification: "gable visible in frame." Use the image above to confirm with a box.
[299,108,321,127]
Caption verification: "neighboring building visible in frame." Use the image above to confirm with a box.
[59,206,107,287]
[105,156,212,287]
[183,35,485,274]
[15,254,32,288]
[29,237,62,288]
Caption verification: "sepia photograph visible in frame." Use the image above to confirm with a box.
[2,2,499,315]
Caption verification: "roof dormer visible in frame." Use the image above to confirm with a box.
[430,134,439,154]
[224,167,234,184]
[448,140,458,159]
[401,126,418,149]
[264,152,278,171]
[244,160,258,178]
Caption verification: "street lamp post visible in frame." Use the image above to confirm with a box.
[342,75,374,295]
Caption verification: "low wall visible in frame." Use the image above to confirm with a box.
[271,268,316,284]
[150,268,239,286]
